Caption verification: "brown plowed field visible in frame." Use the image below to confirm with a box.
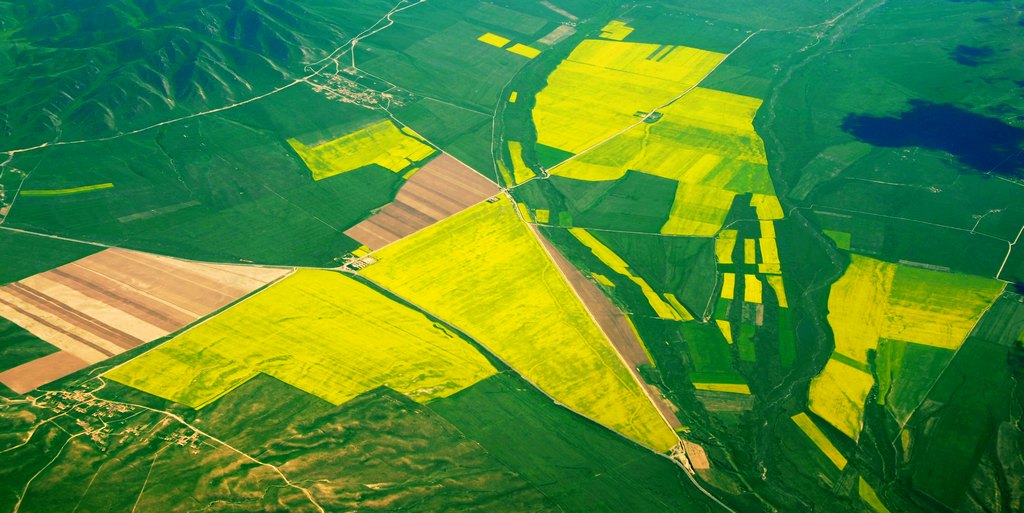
[345,154,499,250]
[0,351,91,394]
[0,249,288,393]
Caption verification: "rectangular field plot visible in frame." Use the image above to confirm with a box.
[106,269,496,409]
[344,154,499,250]
[288,119,435,181]
[361,196,678,451]
[534,39,725,156]
[0,249,287,393]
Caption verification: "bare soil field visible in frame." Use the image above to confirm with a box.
[0,249,288,392]
[345,154,499,249]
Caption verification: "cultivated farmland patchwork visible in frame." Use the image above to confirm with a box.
[1,2,1021,512]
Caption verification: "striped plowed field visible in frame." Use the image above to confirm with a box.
[0,249,288,393]
[345,154,499,250]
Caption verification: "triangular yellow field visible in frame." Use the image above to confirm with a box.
[361,195,678,451]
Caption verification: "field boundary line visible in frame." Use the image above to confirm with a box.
[996,223,1024,281]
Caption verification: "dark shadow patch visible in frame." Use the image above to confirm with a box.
[842,100,1024,176]
[950,45,995,66]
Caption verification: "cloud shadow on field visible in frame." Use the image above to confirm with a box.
[950,45,995,66]
[841,100,1024,176]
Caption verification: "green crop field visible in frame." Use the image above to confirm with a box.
[429,372,715,512]
[1,0,1022,511]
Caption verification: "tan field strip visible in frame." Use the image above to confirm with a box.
[345,154,500,249]
[0,352,92,394]
[534,227,684,431]
[0,248,288,393]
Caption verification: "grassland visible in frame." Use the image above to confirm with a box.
[4,86,406,267]
[429,372,716,511]
[361,196,678,452]
[902,294,1024,509]
[0,229,101,285]
[106,269,496,408]
[548,171,678,232]
[195,375,555,512]
[0,373,554,512]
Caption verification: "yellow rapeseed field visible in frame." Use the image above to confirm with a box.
[106,270,496,408]
[477,32,510,48]
[361,196,679,452]
[533,40,725,155]
[662,182,737,236]
[859,478,893,513]
[508,141,535,184]
[808,358,875,439]
[791,412,847,470]
[569,227,682,321]
[767,275,788,308]
[721,272,736,300]
[827,254,1001,364]
[664,293,695,321]
[591,272,615,287]
[507,43,541,58]
[744,239,756,264]
[716,230,737,264]
[599,20,634,41]
[809,254,1003,439]
[693,382,750,394]
[750,193,784,220]
[533,39,785,238]
[288,119,435,180]
[716,320,734,343]
[744,274,762,304]
[759,237,782,275]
